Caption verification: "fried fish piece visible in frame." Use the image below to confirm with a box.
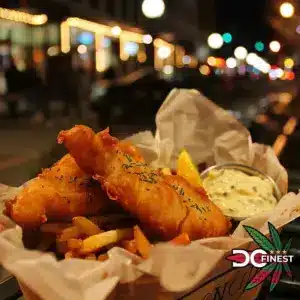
[5,154,109,228]
[58,126,231,240]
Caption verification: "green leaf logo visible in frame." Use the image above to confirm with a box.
[243,225,275,251]
[268,222,282,251]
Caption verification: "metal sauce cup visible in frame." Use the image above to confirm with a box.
[200,163,281,221]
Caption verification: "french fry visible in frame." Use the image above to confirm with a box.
[72,216,102,236]
[58,226,81,242]
[67,238,83,251]
[79,228,133,255]
[133,225,152,259]
[121,239,137,255]
[170,233,190,246]
[40,223,71,234]
[84,253,96,260]
[98,254,109,262]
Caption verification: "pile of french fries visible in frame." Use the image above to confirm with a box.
[35,149,198,261]
[38,215,190,262]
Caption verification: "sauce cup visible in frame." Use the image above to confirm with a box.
[200,163,282,221]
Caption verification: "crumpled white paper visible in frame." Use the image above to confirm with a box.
[0,89,298,300]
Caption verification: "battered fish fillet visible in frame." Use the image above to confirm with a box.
[58,126,231,240]
[5,154,109,228]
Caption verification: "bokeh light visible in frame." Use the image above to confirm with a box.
[226,57,237,68]
[255,41,264,52]
[142,34,153,44]
[246,53,258,65]
[142,0,165,18]
[207,56,217,66]
[280,2,294,18]
[222,32,232,43]
[77,44,87,54]
[182,55,191,65]
[269,41,281,52]
[234,46,248,60]
[111,26,122,36]
[157,46,171,59]
[296,25,300,34]
[284,57,294,68]
[162,65,174,75]
[199,65,210,75]
[207,33,223,49]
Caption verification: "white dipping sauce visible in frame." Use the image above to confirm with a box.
[203,169,277,218]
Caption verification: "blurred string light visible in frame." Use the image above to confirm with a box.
[222,32,232,43]
[284,57,294,68]
[207,33,223,49]
[234,46,248,60]
[61,17,146,55]
[226,57,237,68]
[77,44,87,54]
[154,38,174,70]
[142,34,153,44]
[255,41,264,52]
[95,34,106,72]
[111,26,122,36]
[157,46,171,59]
[279,2,294,18]
[199,65,210,75]
[269,41,281,52]
[142,0,165,18]
[0,8,47,25]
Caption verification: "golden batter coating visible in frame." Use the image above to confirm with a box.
[5,154,109,228]
[58,126,231,240]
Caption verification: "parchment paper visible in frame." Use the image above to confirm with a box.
[0,89,299,300]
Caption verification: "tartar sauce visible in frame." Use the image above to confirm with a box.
[203,169,277,218]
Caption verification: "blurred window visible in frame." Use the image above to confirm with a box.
[89,0,98,8]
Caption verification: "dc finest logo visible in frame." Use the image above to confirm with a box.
[226,222,294,292]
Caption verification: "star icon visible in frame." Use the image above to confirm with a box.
[276,250,281,254]
[283,251,287,255]
[270,250,274,254]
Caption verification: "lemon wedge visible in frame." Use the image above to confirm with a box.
[177,149,202,187]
